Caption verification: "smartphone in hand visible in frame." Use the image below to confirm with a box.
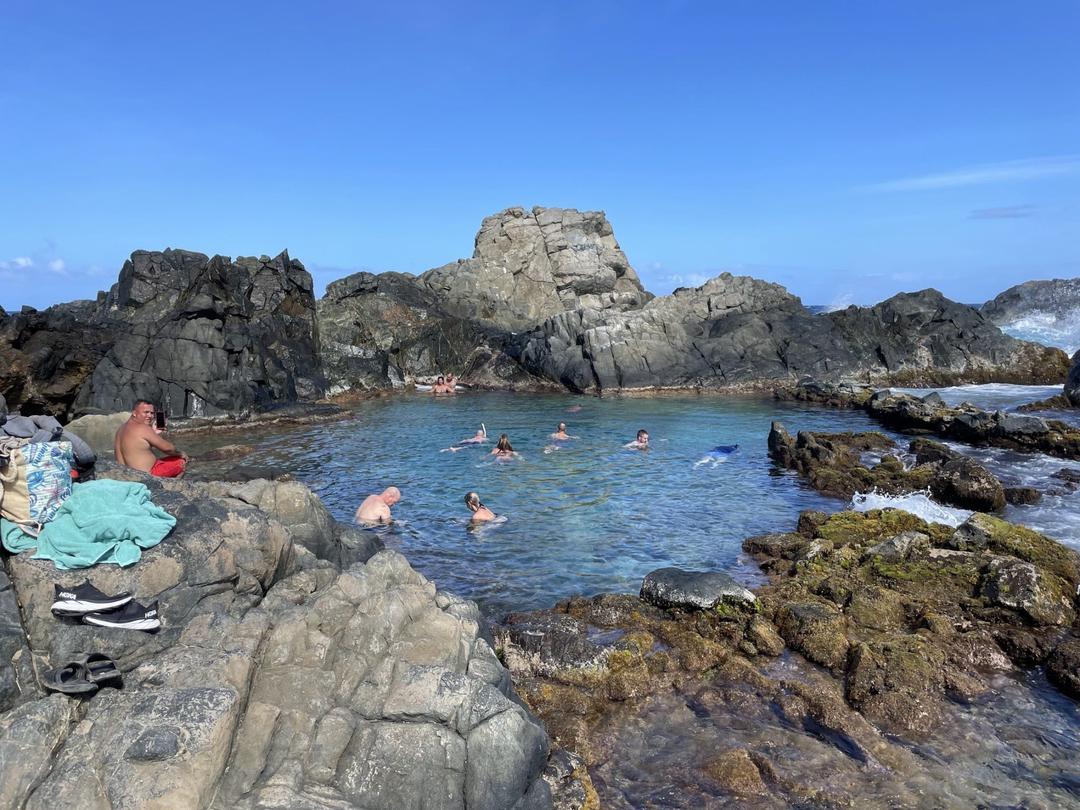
[155,411,167,431]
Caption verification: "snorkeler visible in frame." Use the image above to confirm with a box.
[550,422,576,441]
[441,424,488,452]
[464,491,496,522]
[490,434,518,459]
[624,429,649,450]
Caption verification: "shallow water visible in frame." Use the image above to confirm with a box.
[200,386,1080,615]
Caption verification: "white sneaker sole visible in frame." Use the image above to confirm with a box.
[51,597,132,615]
[82,617,161,631]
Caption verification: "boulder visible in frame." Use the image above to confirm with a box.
[1068,350,1080,407]
[0,467,549,809]
[63,411,128,456]
[864,531,930,563]
[980,557,1073,626]
[929,457,1006,512]
[640,567,756,612]
[1047,640,1080,697]
[1004,486,1042,505]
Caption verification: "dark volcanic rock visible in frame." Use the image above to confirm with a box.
[1004,486,1042,505]
[1068,350,1080,407]
[929,457,1006,512]
[1,250,326,420]
[640,567,756,611]
[79,249,326,417]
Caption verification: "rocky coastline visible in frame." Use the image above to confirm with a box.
[1,206,1072,423]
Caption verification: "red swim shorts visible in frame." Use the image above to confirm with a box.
[151,455,186,478]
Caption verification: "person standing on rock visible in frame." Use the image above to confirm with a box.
[355,487,401,524]
[114,400,188,477]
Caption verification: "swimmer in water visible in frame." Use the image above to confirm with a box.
[566,404,583,413]
[355,486,401,524]
[441,424,488,452]
[464,491,496,522]
[490,434,518,459]
[550,422,576,441]
[624,429,649,450]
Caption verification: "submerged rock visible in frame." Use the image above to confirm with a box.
[1068,350,1080,407]
[639,567,755,612]
[929,457,1006,512]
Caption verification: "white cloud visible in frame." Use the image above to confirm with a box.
[48,259,66,273]
[12,256,32,268]
[863,156,1080,193]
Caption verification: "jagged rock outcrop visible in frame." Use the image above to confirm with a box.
[0,466,554,809]
[1,250,326,420]
[983,277,1080,353]
[516,283,1068,394]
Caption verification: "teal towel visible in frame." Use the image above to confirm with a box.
[1,479,175,569]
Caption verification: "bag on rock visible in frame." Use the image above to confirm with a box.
[0,440,74,536]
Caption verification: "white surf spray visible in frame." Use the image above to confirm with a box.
[851,490,972,528]
[998,309,1080,356]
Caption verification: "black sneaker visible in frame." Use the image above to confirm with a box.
[52,581,133,616]
[82,600,161,632]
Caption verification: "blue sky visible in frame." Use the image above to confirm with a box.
[2,1,1078,311]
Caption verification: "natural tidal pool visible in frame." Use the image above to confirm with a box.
[199,385,1080,617]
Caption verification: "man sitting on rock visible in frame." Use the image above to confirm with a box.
[355,487,401,524]
[114,399,188,477]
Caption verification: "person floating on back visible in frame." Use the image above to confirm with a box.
[464,491,496,522]
[550,422,576,441]
[441,424,487,452]
[114,399,188,477]
[624,429,649,450]
[490,434,518,459]
[355,487,401,524]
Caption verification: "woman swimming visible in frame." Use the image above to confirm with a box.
[464,491,496,522]
[490,434,518,459]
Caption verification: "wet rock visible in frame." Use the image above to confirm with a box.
[1004,486,1042,505]
[1048,640,1080,697]
[929,457,1007,512]
[62,411,128,456]
[1053,467,1080,485]
[845,638,947,737]
[864,531,930,563]
[773,379,873,409]
[1068,350,1080,407]
[980,558,1072,626]
[909,437,961,466]
[703,748,767,796]
[746,617,785,656]
[639,567,756,612]
[774,602,849,671]
[0,569,34,712]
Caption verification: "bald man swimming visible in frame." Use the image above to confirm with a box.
[355,487,401,524]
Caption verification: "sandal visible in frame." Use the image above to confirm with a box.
[42,661,98,695]
[79,653,123,688]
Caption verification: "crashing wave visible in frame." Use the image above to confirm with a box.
[997,308,1080,356]
[850,490,972,528]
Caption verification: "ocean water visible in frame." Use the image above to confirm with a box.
[998,310,1080,356]
[203,385,1080,616]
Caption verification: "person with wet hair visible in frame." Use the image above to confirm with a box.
[490,434,518,458]
[464,491,496,522]
[624,429,649,450]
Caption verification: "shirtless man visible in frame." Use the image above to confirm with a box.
[355,487,401,524]
[624,429,650,450]
[114,400,188,477]
[464,491,496,523]
[550,422,576,441]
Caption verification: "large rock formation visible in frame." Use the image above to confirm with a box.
[0,465,555,809]
[983,277,1080,354]
[515,283,1067,393]
[1068,350,1080,407]
[1,250,326,420]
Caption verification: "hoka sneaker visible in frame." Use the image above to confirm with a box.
[51,581,132,616]
[82,600,161,632]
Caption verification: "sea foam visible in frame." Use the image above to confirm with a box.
[851,490,972,528]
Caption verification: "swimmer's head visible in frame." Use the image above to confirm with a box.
[437,376,445,384]
[464,491,482,511]
[496,434,513,452]
[637,429,649,444]
[381,486,401,505]
[557,422,566,432]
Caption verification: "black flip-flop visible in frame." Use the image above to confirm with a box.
[42,661,98,695]
[78,653,122,688]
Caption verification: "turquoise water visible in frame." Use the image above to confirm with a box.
[236,393,888,615]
